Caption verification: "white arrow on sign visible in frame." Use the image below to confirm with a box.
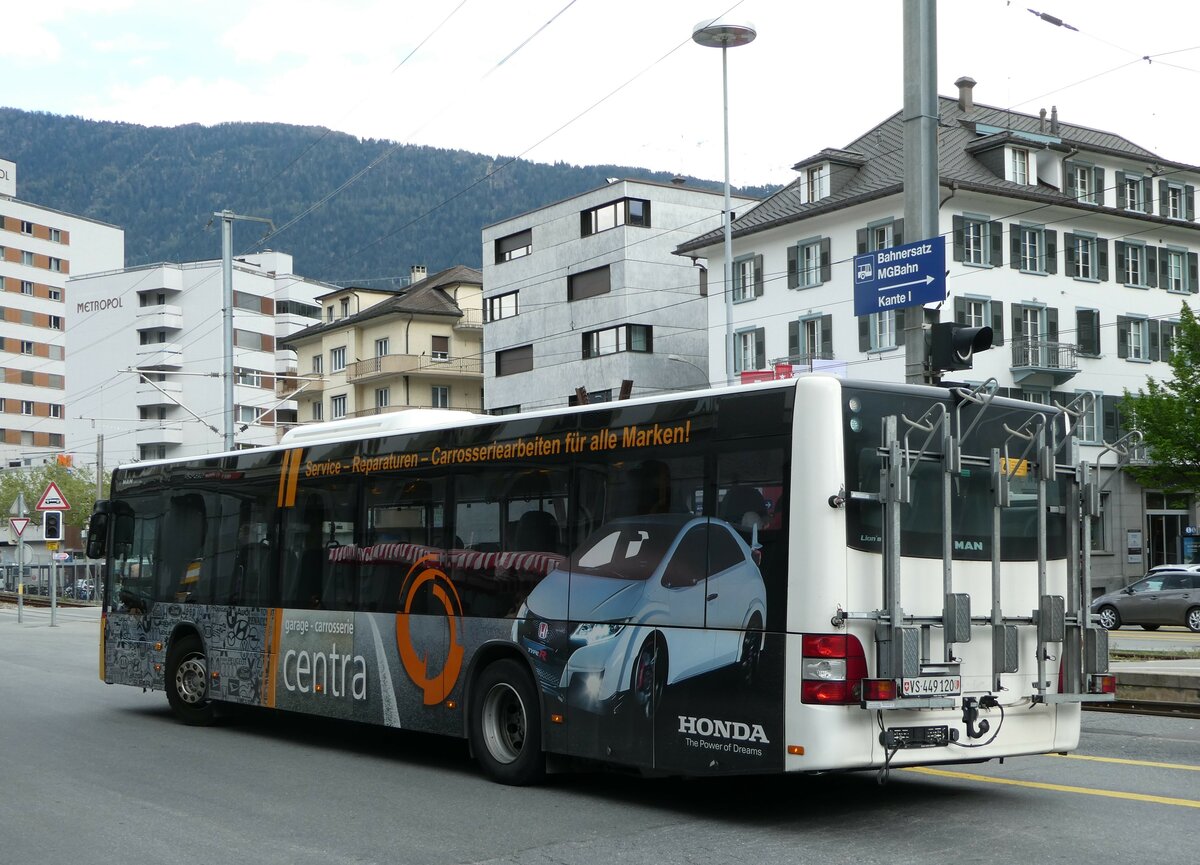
[9,517,29,537]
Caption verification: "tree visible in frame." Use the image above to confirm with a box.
[1122,303,1200,492]
[0,463,108,533]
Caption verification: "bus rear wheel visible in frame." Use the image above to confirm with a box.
[470,659,544,786]
[165,634,216,726]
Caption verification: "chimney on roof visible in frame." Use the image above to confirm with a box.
[411,265,427,284]
[1050,105,1060,135]
[1039,108,1047,133]
[955,76,976,113]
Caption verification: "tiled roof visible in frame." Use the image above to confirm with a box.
[282,264,481,344]
[676,94,1200,254]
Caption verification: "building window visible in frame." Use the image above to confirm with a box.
[495,228,532,263]
[788,314,833,365]
[236,367,262,387]
[1076,308,1101,357]
[804,165,829,203]
[431,335,449,361]
[237,405,262,424]
[48,288,61,301]
[340,298,350,319]
[580,198,651,236]
[1120,172,1146,212]
[964,297,988,329]
[1074,165,1092,203]
[1117,316,1149,361]
[311,354,323,375]
[871,310,897,351]
[1065,161,1103,205]
[567,265,611,301]
[732,254,762,302]
[1075,391,1102,443]
[953,215,1001,266]
[20,220,33,235]
[788,237,830,289]
[312,402,323,422]
[331,395,347,419]
[140,445,167,461]
[485,291,519,322]
[49,404,62,419]
[48,258,62,272]
[1069,234,1096,280]
[1164,249,1195,293]
[21,401,33,415]
[1020,226,1044,272]
[21,250,33,266]
[1009,147,1030,185]
[20,341,33,355]
[858,218,901,254]
[734,328,765,373]
[581,324,653,359]
[375,337,389,357]
[330,346,346,372]
[49,228,62,243]
[1120,242,1147,287]
[375,387,390,410]
[491,405,521,415]
[326,307,334,322]
[20,281,33,295]
[431,386,449,408]
[496,344,534,377]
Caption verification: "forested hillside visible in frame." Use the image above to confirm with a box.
[0,108,774,286]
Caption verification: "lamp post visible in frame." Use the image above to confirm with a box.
[692,17,756,386]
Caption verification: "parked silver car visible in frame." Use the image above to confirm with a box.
[1091,568,1200,632]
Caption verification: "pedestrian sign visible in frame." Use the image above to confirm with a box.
[36,482,71,512]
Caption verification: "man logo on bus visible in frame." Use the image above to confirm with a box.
[395,554,465,705]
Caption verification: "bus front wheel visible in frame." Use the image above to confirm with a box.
[165,634,216,726]
[470,659,544,786]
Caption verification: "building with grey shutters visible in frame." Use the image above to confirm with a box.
[676,77,1200,593]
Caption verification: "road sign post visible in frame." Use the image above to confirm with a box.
[35,483,69,629]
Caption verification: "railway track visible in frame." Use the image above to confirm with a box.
[1082,699,1200,719]
[0,591,96,608]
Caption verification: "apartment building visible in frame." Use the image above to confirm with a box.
[66,251,326,464]
[0,157,124,467]
[676,77,1200,592]
[481,179,756,412]
[280,265,483,421]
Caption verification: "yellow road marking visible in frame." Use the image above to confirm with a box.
[903,766,1200,808]
[1045,753,1200,772]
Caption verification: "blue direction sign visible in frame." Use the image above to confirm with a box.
[853,236,946,317]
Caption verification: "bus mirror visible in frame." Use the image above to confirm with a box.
[87,504,111,559]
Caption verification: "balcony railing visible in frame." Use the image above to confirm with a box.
[275,376,327,398]
[345,353,483,383]
[346,402,483,419]
[1010,338,1079,383]
[454,310,484,330]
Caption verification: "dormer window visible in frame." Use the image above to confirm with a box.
[1009,147,1031,185]
[802,164,829,204]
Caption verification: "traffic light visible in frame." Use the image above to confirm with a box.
[43,511,63,541]
[931,322,993,371]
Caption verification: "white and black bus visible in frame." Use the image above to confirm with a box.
[88,375,1114,784]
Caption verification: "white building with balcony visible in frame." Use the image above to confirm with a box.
[66,251,325,464]
[675,77,1200,591]
[481,179,756,412]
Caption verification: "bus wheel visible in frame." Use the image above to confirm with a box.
[470,659,544,786]
[632,633,666,720]
[738,614,764,687]
[165,634,216,726]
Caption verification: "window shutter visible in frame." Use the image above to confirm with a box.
[1094,168,1105,205]
[1011,303,1025,343]
[1045,230,1057,274]
[1077,309,1098,356]
[753,254,764,297]
[952,215,965,262]
[1142,177,1153,211]
[1102,396,1120,442]
[859,316,870,352]
[1163,322,1176,362]
[1116,316,1129,359]
[754,327,765,368]
[1149,320,1161,361]
[991,301,1004,346]
[953,296,966,322]
[1009,223,1020,269]
[1047,307,1059,342]
[819,237,831,284]
[1064,161,1076,198]
[895,309,906,346]
[1115,170,1126,197]
[1187,185,1196,221]
[892,219,904,246]
[1114,241,1126,281]
[1190,252,1199,293]
[788,320,800,358]
[856,228,868,255]
[1159,247,1170,288]
[989,221,1003,266]
[1145,247,1158,288]
[1097,238,1109,281]
[820,315,833,359]
[787,245,798,289]
[1064,233,1076,274]
[1159,180,1169,216]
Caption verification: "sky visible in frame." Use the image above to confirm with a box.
[4,1,1200,189]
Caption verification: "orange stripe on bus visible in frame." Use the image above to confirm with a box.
[285,448,302,507]
[262,608,283,708]
[277,450,293,508]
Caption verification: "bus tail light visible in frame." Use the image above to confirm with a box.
[1089,673,1117,695]
[861,678,898,701]
[801,634,867,704]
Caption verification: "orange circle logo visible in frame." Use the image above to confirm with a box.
[395,554,465,705]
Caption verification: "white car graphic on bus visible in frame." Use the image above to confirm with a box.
[514,514,767,717]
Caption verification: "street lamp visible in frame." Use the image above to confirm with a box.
[692,17,756,386]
